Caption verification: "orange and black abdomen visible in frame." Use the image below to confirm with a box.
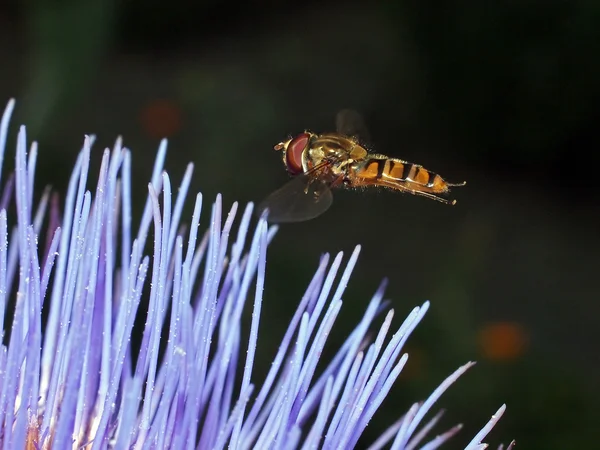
[354,158,450,193]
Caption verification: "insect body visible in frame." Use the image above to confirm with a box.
[258,112,466,223]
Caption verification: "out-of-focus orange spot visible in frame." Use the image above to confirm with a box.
[139,99,182,139]
[478,322,528,361]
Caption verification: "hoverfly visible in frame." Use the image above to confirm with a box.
[257,110,466,223]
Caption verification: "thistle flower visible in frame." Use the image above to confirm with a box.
[0,98,514,449]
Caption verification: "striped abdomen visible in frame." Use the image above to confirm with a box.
[353,157,451,193]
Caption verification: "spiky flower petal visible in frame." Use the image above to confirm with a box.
[0,99,513,449]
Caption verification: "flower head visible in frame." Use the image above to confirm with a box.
[0,98,513,449]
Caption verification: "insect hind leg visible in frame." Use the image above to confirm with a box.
[397,185,458,205]
[446,180,467,187]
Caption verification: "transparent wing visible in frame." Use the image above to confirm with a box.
[335,109,371,144]
[257,170,335,223]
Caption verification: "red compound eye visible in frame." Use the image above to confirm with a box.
[285,133,309,175]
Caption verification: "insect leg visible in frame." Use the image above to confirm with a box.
[394,184,458,205]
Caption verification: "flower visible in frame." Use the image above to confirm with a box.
[0,98,514,449]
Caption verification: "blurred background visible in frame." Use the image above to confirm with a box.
[1,0,599,448]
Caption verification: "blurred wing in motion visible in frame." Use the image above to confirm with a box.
[335,109,371,144]
[257,171,334,223]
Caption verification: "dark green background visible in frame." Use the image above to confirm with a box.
[1,1,598,448]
